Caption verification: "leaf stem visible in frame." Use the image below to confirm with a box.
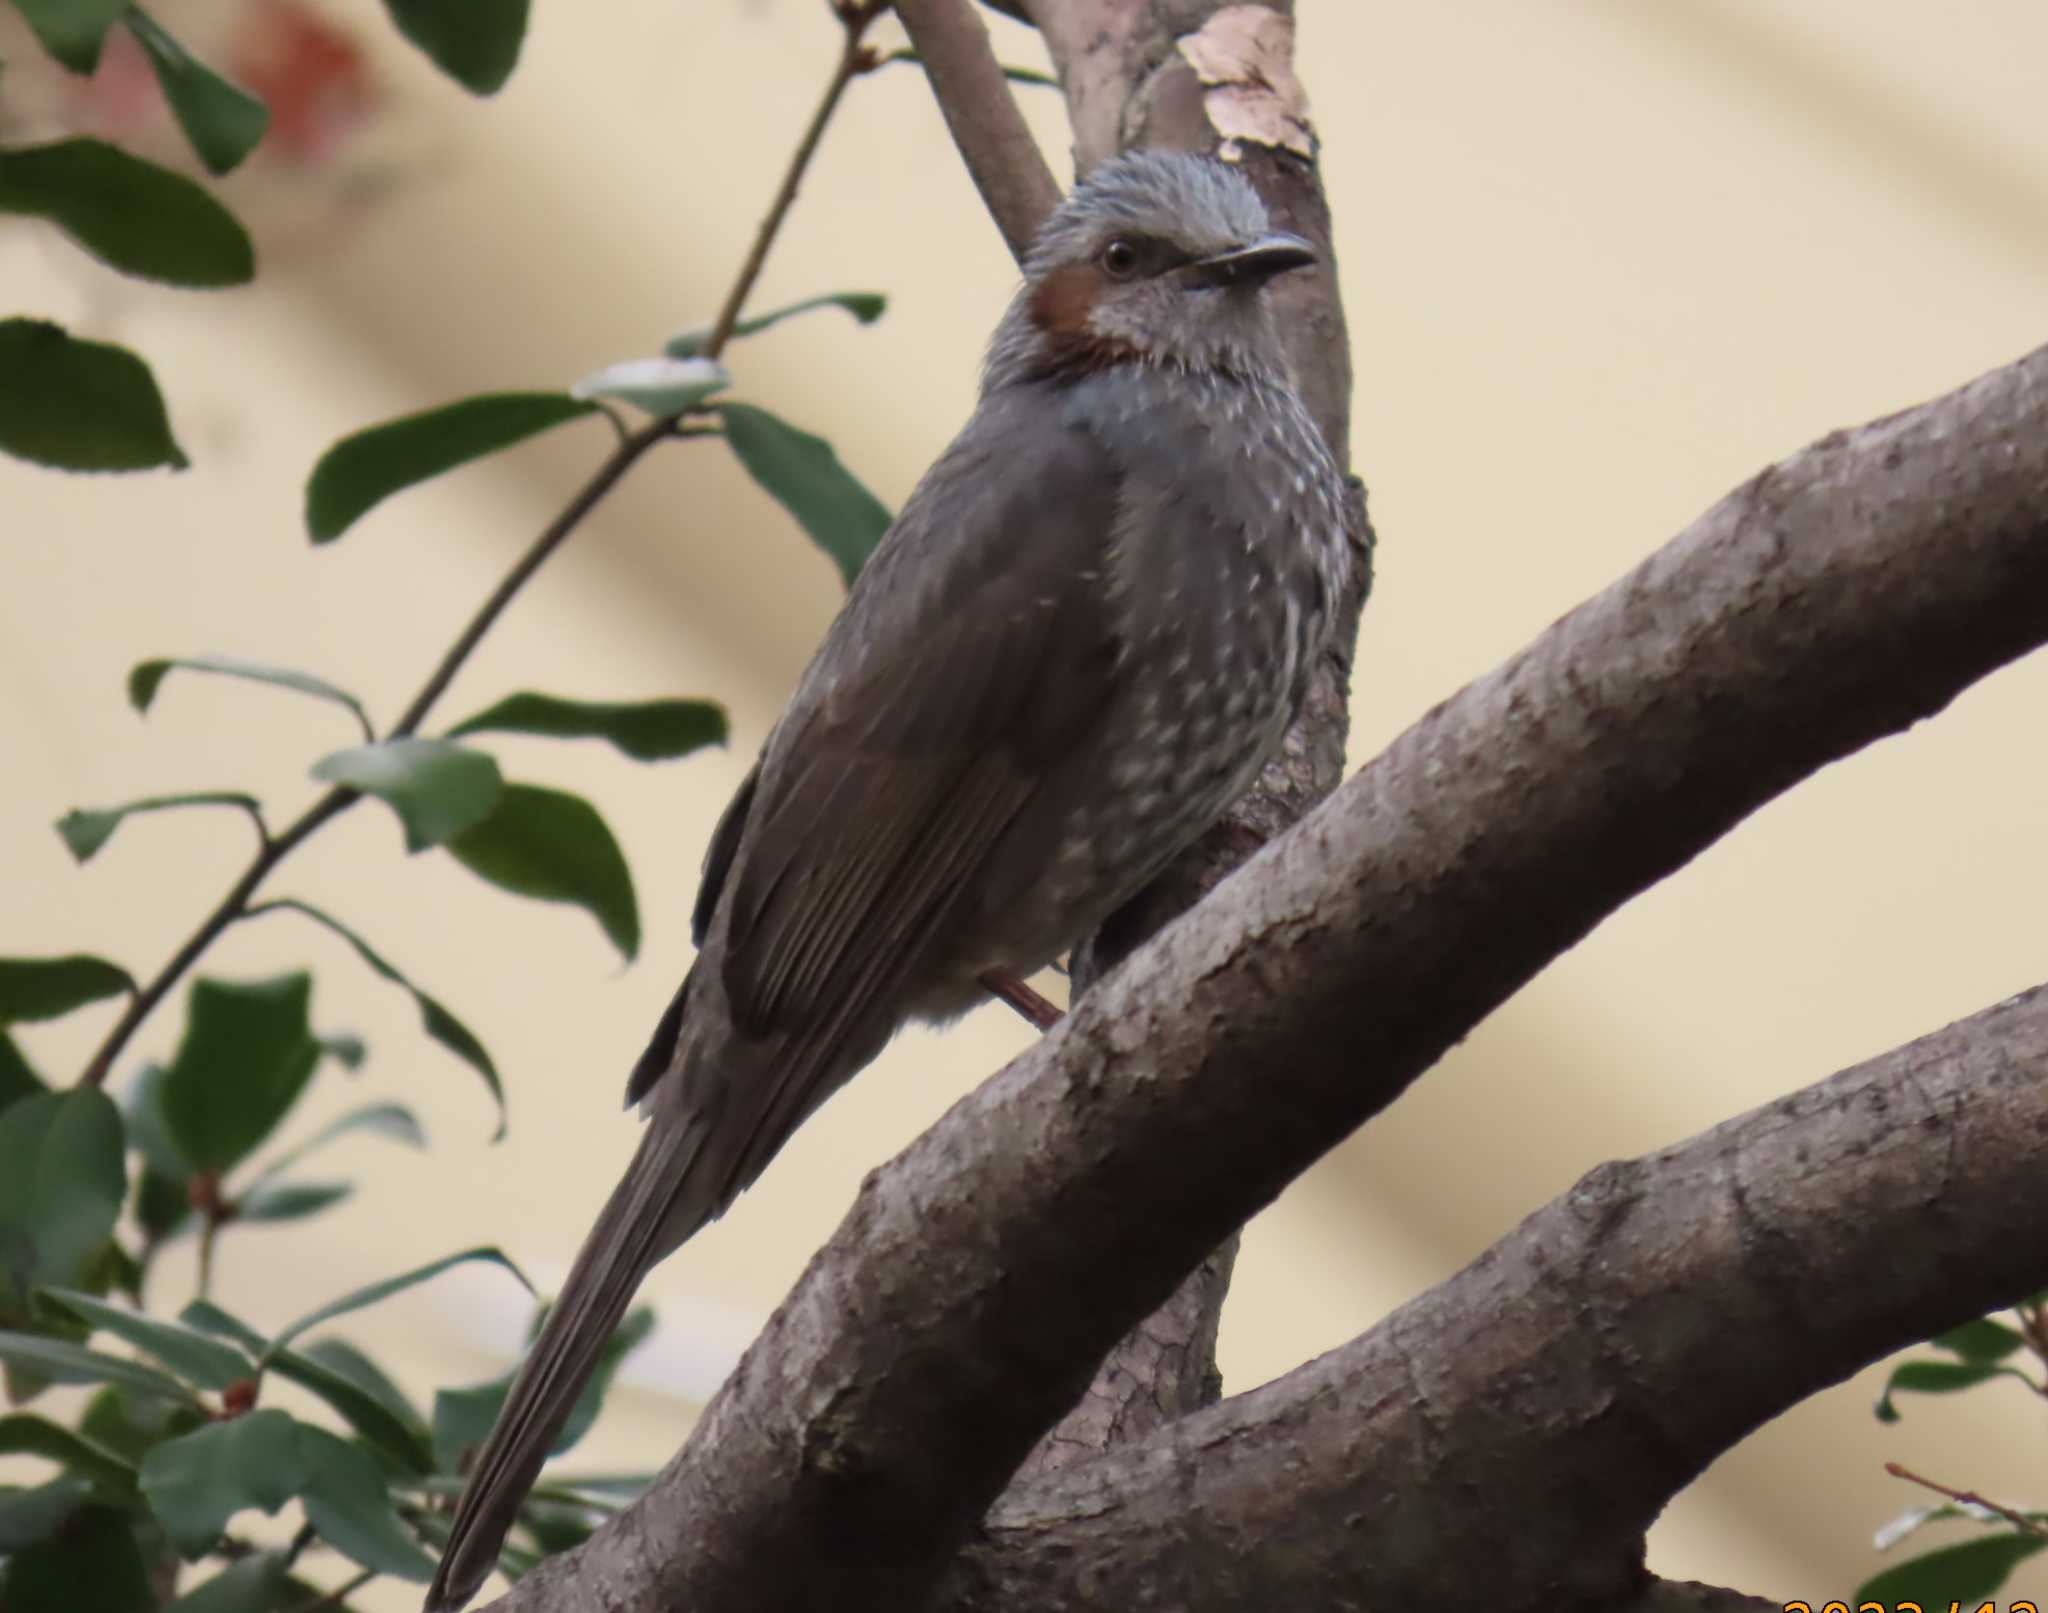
[699,1,887,360]
[1884,1461,2048,1538]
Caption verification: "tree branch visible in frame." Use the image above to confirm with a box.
[480,323,2048,1613]
[894,0,1063,264]
[942,979,2048,1607]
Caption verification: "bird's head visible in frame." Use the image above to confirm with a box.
[985,151,1315,391]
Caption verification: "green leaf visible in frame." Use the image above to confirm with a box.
[268,1245,531,1363]
[0,1090,126,1310]
[37,1288,253,1391]
[124,7,270,175]
[9,0,130,72]
[715,402,891,587]
[181,1305,431,1476]
[0,1332,201,1406]
[131,654,372,737]
[248,901,502,1131]
[244,1100,425,1196]
[1875,1357,2038,1421]
[0,954,135,1023]
[448,692,726,762]
[306,391,595,541]
[0,1411,139,1491]
[237,1180,352,1222]
[381,0,528,95]
[296,1422,437,1579]
[0,1501,155,1611]
[1857,1531,2048,1601]
[666,291,887,357]
[0,318,186,471]
[140,1408,308,1557]
[165,1549,292,1613]
[570,355,728,418]
[447,783,639,961]
[311,738,502,852]
[56,792,261,863]
[1934,1316,2029,1361]
[0,138,253,287]
[0,1473,95,1552]
[159,975,323,1174]
[0,1033,46,1112]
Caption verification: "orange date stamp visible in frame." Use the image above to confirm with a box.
[1784,1604,2039,1612]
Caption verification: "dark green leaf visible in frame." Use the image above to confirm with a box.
[1875,1357,2037,1421]
[56,792,261,863]
[381,0,528,94]
[320,1031,367,1069]
[667,291,887,357]
[131,654,372,737]
[181,1304,431,1475]
[0,1474,95,1551]
[0,954,135,1023]
[0,318,186,471]
[0,1502,155,1611]
[9,0,130,72]
[715,401,891,587]
[433,1305,652,1471]
[0,1411,139,1491]
[0,1331,200,1405]
[570,355,728,418]
[0,1089,127,1309]
[298,1338,424,1433]
[37,1288,252,1390]
[79,1385,202,1466]
[165,1549,292,1612]
[1857,1531,2048,1601]
[448,692,726,762]
[306,391,594,541]
[311,738,502,852]
[159,975,323,1173]
[126,1065,194,1241]
[0,138,253,286]
[1934,1316,2029,1361]
[249,900,502,1131]
[237,1180,352,1222]
[0,1033,46,1112]
[124,7,270,175]
[245,1100,425,1195]
[140,1408,308,1557]
[447,783,639,961]
[296,1422,436,1579]
[269,1245,531,1362]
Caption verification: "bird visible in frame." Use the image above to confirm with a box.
[425,149,1351,1610]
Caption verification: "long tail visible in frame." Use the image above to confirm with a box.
[424,1111,714,1611]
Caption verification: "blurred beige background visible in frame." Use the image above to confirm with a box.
[6,0,2048,1604]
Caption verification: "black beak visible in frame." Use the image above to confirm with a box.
[1185,232,1317,288]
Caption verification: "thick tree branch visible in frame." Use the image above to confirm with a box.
[894,0,1063,263]
[942,981,2048,1608]
[484,318,2048,1610]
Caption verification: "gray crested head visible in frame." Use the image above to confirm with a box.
[983,151,1314,394]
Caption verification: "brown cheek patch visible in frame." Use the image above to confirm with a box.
[1028,263,1143,379]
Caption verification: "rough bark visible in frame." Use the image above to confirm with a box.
[483,301,2048,1610]
[941,983,2048,1608]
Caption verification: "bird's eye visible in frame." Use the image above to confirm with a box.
[1100,238,1141,279]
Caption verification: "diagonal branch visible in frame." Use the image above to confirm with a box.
[942,979,2048,1608]
[481,325,2048,1611]
[894,0,1062,263]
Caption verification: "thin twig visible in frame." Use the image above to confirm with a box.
[1885,1462,2048,1539]
[700,2,889,358]
[894,0,1062,265]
